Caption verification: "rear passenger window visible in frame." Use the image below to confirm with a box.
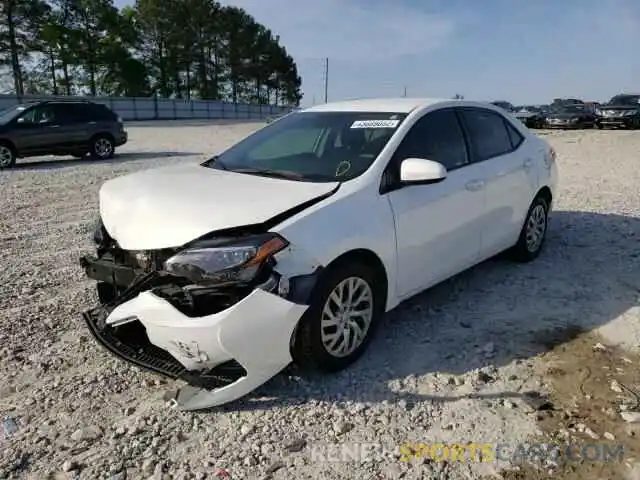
[460,108,515,160]
[505,120,524,149]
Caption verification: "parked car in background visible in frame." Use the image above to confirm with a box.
[79,97,558,410]
[513,106,546,129]
[0,100,127,168]
[545,104,596,129]
[491,101,514,112]
[595,94,640,129]
[551,98,584,109]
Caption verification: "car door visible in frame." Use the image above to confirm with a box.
[457,107,539,258]
[50,103,92,148]
[382,108,486,299]
[10,104,61,153]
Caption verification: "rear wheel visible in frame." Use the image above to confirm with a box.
[292,261,384,372]
[508,196,549,263]
[90,135,115,159]
[0,143,16,169]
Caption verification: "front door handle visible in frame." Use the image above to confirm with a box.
[465,179,484,192]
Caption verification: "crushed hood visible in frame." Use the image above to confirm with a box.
[99,164,339,250]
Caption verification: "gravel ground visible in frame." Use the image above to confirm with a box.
[0,124,639,480]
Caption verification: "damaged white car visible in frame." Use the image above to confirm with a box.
[80,98,558,410]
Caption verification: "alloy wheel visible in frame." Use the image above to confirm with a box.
[0,145,14,167]
[525,204,547,252]
[94,138,113,158]
[320,277,374,358]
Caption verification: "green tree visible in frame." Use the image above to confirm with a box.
[0,0,49,96]
[11,0,303,105]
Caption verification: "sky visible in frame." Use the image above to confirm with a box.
[114,0,640,107]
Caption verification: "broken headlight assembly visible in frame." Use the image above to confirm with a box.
[164,233,289,286]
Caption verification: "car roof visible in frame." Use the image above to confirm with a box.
[302,97,454,113]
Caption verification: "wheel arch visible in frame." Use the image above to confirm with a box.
[319,248,390,309]
[0,138,17,154]
[536,185,552,207]
[91,131,115,143]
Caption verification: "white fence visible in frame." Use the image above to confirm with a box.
[0,94,290,121]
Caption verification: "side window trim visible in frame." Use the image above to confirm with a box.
[503,118,524,150]
[458,106,518,163]
[453,108,474,166]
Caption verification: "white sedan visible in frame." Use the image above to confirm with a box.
[80,98,558,410]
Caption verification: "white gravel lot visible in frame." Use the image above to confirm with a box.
[0,123,639,480]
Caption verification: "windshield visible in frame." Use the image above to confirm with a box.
[0,104,28,123]
[558,105,585,114]
[204,111,408,182]
[608,95,640,106]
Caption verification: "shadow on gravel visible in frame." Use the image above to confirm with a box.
[219,209,640,412]
[10,151,202,170]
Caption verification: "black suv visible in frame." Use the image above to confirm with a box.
[0,100,128,168]
[595,94,640,129]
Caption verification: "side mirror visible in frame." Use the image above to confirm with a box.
[399,158,447,185]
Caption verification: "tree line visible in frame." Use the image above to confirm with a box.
[0,0,303,106]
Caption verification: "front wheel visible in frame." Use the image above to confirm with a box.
[0,143,16,169]
[292,261,384,372]
[90,135,115,159]
[508,196,549,263]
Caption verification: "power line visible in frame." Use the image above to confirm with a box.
[323,57,329,103]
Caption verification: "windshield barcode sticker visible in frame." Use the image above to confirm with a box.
[350,119,400,129]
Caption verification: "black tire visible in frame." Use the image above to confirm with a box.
[0,142,16,169]
[90,135,115,159]
[291,261,385,373]
[596,123,603,130]
[508,195,549,263]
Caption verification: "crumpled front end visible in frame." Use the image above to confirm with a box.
[80,220,322,410]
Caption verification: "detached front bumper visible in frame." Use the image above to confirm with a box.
[81,256,309,410]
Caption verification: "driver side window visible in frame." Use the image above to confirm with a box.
[383,109,469,187]
[393,109,469,170]
[19,105,56,124]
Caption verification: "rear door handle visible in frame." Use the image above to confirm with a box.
[465,179,484,192]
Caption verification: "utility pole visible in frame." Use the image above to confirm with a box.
[403,86,407,97]
[323,57,329,103]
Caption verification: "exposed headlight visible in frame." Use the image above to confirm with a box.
[595,109,603,116]
[164,233,289,285]
[622,110,637,116]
